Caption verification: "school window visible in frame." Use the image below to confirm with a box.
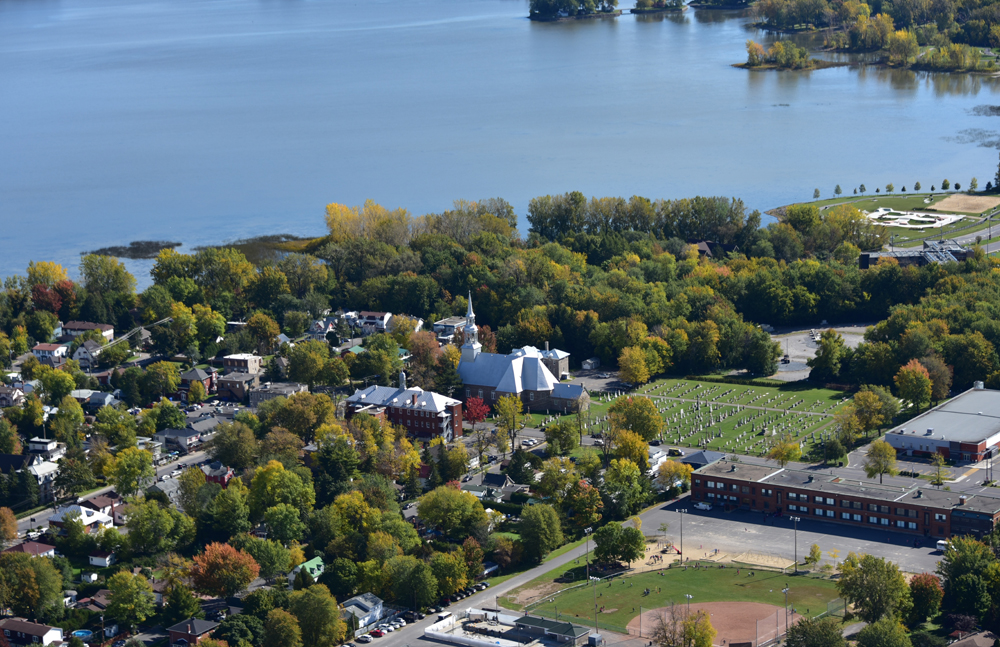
[788,493,798,500]
[935,513,947,521]
[761,488,773,496]
[492,391,496,400]
[478,389,483,398]
[706,481,714,488]
[741,486,750,494]
[853,501,862,510]
[869,516,879,524]
[880,505,890,513]
[694,479,701,486]
[852,514,862,521]
[825,498,834,505]
[788,505,797,512]
[895,508,904,516]
[529,393,534,401]
[841,512,851,520]
[907,522,918,529]
[707,493,716,499]
[896,520,906,528]
[868,504,878,512]
[841,500,850,508]
[815,508,824,516]
[826,510,834,517]
[814,496,824,503]
[880,518,889,526]
[731,484,738,491]
[466,389,470,397]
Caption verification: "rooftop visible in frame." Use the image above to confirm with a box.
[514,615,590,639]
[347,385,460,413]
[696,460,780,483]
[167,618,220,636]
[887,387,1000,444]
[0,618,57,637]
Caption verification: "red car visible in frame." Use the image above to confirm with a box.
[370,630,385,638]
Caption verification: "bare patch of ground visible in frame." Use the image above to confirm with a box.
[935,194,1000,214]
[629,601,801,646]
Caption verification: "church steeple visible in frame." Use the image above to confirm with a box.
[461,290,481,362]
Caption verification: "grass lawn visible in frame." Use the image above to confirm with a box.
[527,566,840,632]
[784,193,982,215]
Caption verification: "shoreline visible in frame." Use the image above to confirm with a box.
[529,10,621,21]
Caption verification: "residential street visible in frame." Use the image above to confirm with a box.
[16,449,208,536]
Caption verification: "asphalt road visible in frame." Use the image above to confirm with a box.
[17,449,208,536]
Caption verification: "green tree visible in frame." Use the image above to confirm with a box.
[104,446,154,497]
[106,571,155,631]
[786,617,846,647]
[519,503,563,563]
[177,466,207,516]
[163,584,204,626]
[54,448,96,498]
[93,405,138,448]
[863,439,898,484]
[942,179,951,190]
[265,503,307,543]
[593,521,645,565]
[563,479,603,533]
[807,543,823,566]
[544,419,579,455]
[835,185,843,196]
[494,394,524,455]
[142,361,181,401]
[837,553,911,622]
[603,458,648,518]
[808,330,847,381]
[80,254,137,295]
[937,536,997,614]
[416,485,488,537]
[125,497,195,554]
[856,617,912,647]
[289,584,345,647]
[814,188,821,199]
[208,421,260,470]
[618,346,651,385]
[264,608,303,647]
[430,550,468,597]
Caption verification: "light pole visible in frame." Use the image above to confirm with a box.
[782,587,789,634]
[585,527,593,583]
[685,594,693,616]
[678,509,687,560]
[790,516,801,574]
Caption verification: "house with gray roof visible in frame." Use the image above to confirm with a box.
[342,592,383,629]
[456,294,584,413]
[346,372,463,440]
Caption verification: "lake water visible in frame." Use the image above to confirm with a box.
[3,0,1000,282]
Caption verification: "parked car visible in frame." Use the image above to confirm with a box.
[357,635,373,643]
[396,619,407,626]
[370,629,384,638]
[650,439,662,446]
[667,448,684,456]
[693,502,712,511]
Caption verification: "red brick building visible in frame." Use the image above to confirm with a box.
[691,460,1000,539]
[346,374,463,441]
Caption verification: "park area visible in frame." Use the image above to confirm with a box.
[513,562,842,643]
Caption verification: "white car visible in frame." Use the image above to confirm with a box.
[693,502,712,511]
[357,636,373,643]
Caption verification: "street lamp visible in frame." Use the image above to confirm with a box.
[584,527,593,583]
[790,516,801,574]
[684,594,693,616]
[678,509,687,559]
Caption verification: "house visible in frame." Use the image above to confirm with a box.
[433,316,468,342]
[461,484,502,502]
[582,357,600,370]
[149,478,182,506]
[201,461,235,487]
[70,389,97,404]
[180,367,217,394]
[0,386,25,407]
[276,333,293,347]
[87,392,117,413]
[27,460,59,503]
[31,343,67,362]
[2,541,56,558]
[154,428,203,453]
[166,618,220,647]
[289,556,325,589]
[359,311,392,335]
[513,616,591,645]
[80,492,126,525]
[217,372,259,402]
[248,382,308,406]
[49,505,113,534]
[72,340,104,369]
[456,295,577,412]
[62,321,114,341]
[223,354,262,374]
[28,437,65,462]
[0,618,64,646]
[481,473,515,489]
[680,449,725,470]
[345,373,463,440]
[89,550,116,568]
[341,592,384,628]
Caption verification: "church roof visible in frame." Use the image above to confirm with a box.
[458,346,559,393]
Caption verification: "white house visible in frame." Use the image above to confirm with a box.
[89,550,116,568]
[342,592,384,629]
[359,311,392,335]
[62,321,114,342]
[48,505,113,534]
[27,460,59,503]
[72,340,104,369]
[31,344,67,362]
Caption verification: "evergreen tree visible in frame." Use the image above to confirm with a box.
[163,585,204,626]
[293,567,315,591]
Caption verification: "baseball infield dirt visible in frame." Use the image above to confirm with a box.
[935,194,1000,214]
[628,601,801,646]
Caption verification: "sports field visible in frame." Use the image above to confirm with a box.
[525,564,840,634]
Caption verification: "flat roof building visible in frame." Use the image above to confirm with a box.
[885,385,1000,463]
[691,459,1000,538]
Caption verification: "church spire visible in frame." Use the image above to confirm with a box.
[461,290,481,363]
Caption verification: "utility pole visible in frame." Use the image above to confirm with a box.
[791,516,801,574]
[678,509,687,559]
[782,587,789,635]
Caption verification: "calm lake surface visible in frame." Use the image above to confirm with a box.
[3,0,1000,281]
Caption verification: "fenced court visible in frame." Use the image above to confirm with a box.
[522,562,841,643]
